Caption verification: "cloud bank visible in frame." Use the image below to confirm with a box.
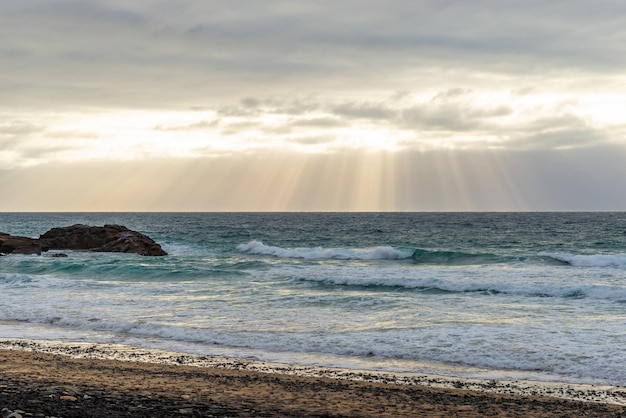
[2,1,626,210]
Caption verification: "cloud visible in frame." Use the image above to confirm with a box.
[514,128,605,150]
[290,117,345,128]
[286,135,336,146]
[217,98,321,117]
[2,1,626,211]
[0,121,43,136]
[187,90,516,137]
[398,90,513,132]
[45,130,100,139]
[505,114,607,150]
[332,102,396,120]
[0,121,45,164]
[3,1,626,110]
[1,87,619,172]
[155,120,218,131]
[219,121,263,136]
[13,1,146,25]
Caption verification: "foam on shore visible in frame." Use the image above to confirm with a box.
[1,338,624,406]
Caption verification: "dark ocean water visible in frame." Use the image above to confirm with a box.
[1,212,626,384]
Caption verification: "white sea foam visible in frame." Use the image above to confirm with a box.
[288,269,626,301]
[3,305,626,387]
[0,272,60,288]
[539,252,626,268]
[0,272,37,284]
[3,339,626,405]
[236,240,412,260]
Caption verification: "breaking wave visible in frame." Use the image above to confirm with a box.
[236,241,503,265]
[236,240,412,260]
[539,252,626,268]
[238,241,626,270]
[0,273,39,285]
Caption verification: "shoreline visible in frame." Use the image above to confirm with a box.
[1,339,626,417]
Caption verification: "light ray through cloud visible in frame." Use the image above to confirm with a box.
[2,1,626,211]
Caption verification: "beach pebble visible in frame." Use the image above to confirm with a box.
[59,395,77,401]
[2,410,23,418]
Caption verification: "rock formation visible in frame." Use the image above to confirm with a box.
[0,225,167,256]
[0,232,43,255]
[39,224,168,256]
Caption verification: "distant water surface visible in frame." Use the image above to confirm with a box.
[1,212,625,385]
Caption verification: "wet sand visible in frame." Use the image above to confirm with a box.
[1,340,626,417]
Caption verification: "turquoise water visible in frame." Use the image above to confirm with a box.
[1,212,626,384]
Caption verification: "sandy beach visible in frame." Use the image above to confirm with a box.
[1,340,625,417]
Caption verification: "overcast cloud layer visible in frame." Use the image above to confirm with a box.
[2,1,626,210]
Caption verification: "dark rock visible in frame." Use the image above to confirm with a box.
[0,232,42,255]
[39,224,167,256]
[0,225,167,257]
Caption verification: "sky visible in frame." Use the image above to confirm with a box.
[2,0,626,211]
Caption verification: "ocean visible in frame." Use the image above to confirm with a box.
[1,212,626,386]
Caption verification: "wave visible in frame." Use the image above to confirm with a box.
[411,248,501,265]
[236,241,503,265]
[237,241,626,270]
[296,275,626,302]
[236,240,413,260]
[539,252,626,268]
[0,273,38,285]
[0,272,61,288]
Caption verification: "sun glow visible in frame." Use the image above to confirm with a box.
[6,81,626,171]
[3,109,415,169]
[3,84,626,211]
